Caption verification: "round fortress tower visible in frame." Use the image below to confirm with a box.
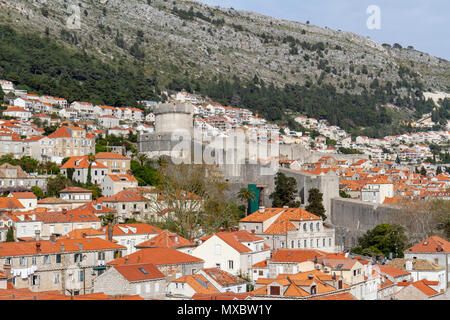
[154,102,193,134]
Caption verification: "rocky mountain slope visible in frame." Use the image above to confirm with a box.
[1,0,449,95]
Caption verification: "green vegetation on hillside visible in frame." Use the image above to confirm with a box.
[0,25,160,107]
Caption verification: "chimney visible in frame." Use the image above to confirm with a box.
[251,229,255,234]
[125,256,129,265]
[259,206,265,213]
[35,230,40,241]
[62,209,67,215]
[308,274,314,280]
[36,242,41,254]
[49,234,56,243]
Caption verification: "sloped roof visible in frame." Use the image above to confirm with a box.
[113,263,166,282]
[271,249,327,263]
[405,236,450,253]
[135,230,194,249]
[108,248,204,266]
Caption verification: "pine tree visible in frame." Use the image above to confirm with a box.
[269,172,300,208]
[6,226,14,242]
[305,188,326,221]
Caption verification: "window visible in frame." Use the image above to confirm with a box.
[298,240,301,248]
[316,223,320,231]
[269,286,280,295]
[6,257,12,266]
[138,268,148,275]
[323,238,326,247]
[155,283,159,292]
[329,238,332,247]
[56,254,61,264]
[259,271,263,276]
[98,252,106,260]
[215,263,221,269]
[54,273,60,284]
[228,260,234,270]
[276,266,284,275]
[79,270,84,282]
[280,241,285,248]
[122,204,126,210]
[145,283,150,293]
[304,240,307,248]
[310,239,313,248]
[31,275,40,286]
[317,239,320,247]
[310,223,313,232]
[20,257,27,266]
[215,244,221,255]
[74,253,82,263]
[32,257,37,265]
[43,255,51,264]
[311,285,317,295]
[291,241,294,248]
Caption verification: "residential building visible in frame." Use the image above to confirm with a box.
[191,230,271,277]
[93,262,166,299]
[100,174,138,197]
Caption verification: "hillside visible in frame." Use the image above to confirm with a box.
[0,0,449,136]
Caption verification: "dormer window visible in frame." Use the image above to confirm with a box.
[311,285,317,295]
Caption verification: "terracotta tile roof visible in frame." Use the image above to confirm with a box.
[206,231,263,253]
[37,197,69,204]
[192,292,253,300]
[61,156,107,169]
[172,274,219,294]
[241,207,320,224]
[376,265,411,278]
[35,209,100,223]
[135,230,194,249]
[202,268,247,287]
[113,263,166,282]
[406,280,440,297]
[108,248,204,266]
[95,152,129,160]
[0,197,24,209]
[271,249,327,263]
[9,192,37,199]
[107,174,137,182]
[61,228,105,239]
[101,190,148,203]
[405,236,450,253]
[56,238,125,252]
[252,260,268,268]
[307,292,356,300]
[60,186,93,193]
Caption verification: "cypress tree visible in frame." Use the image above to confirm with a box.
[306,188,327,221]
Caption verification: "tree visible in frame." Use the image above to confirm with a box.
[436,166,442,175]
[0,86,4,104]
[269,172,300,208]
[339,190,351,199]
[100,213,118,241]
[31,186,44,199]
[305,188,326,221]
[351,224,408,258]
[46,175,70,197]
[150,163,240,239]
[420,167,427,176]
[6,226,14,242]
[237,188,256,216]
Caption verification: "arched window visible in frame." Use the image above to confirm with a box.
[310,223,313,232]
[316,222,320,231]
[303,223,307,231]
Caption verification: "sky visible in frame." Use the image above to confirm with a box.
[198,0,450,60]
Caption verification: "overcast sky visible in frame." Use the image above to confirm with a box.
[198,0,450,60]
